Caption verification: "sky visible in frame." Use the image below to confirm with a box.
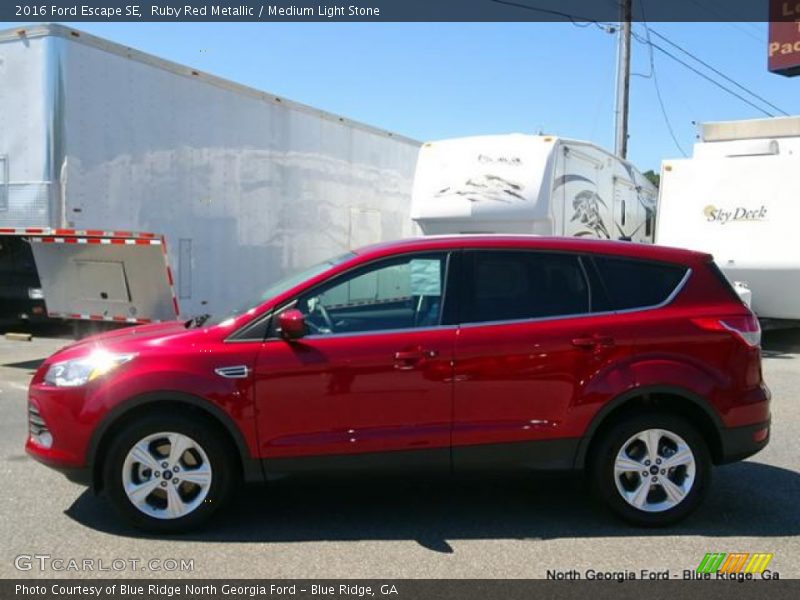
[6,20,798,172]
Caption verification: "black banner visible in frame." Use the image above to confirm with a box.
[4,580,800,600]
[1,0,796,23]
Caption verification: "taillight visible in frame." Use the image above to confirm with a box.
[692,314,761,347]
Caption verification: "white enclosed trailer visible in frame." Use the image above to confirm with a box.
[0,24,420,323]
[656,117,800,321]
[411,134,657,242]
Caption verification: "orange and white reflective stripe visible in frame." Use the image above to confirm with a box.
[29,236,162,246]
[47,311,154,324]
[0,227,158,239]
[158,235,181,318]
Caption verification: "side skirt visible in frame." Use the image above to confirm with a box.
[452,438,581,472]
[260,439,581,480]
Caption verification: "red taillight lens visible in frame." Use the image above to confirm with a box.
[692,314,761,347]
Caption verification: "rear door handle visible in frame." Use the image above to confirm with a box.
[571,335,615,349]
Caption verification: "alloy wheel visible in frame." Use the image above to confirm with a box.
[121,431,213,520]
[613,428,696,513]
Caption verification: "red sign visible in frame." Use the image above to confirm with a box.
[770,1,800,76]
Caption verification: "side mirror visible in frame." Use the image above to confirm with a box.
[278,308,306,340]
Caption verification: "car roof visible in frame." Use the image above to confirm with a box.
[354,235,711,265]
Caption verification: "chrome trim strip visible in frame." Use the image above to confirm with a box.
[214,365,250,379]
[267,324,459,343]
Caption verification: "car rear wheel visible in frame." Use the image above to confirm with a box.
[590,413,711,526]
[104,412,238,532]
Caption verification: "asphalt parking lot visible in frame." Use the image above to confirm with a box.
[0,325,798,579]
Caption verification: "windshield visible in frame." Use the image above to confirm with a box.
[202,252,356,326]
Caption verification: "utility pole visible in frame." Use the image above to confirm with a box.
[614,0,632,159]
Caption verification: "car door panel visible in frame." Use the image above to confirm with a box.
[252,251,455,468]
[453,314,638,448]
[254,328,455,460]
[450,249,638,468]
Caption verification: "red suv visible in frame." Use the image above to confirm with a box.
[26,236,770,531]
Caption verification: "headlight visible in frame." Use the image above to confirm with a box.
[44,351,135,387]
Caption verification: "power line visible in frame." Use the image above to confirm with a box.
[646,28,789,116]
[631,30,777,117]
[489,0,594,23]
[493,1,786,119]
[489,0,614,31]
[685,0,765,40]
[639,22,688,156]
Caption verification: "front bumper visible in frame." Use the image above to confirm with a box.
[717,419,771,464]
[25,384,95,476]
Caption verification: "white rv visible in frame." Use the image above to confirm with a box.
[657,117,800,321]
[0,24,420,324]
[411,134,658,242]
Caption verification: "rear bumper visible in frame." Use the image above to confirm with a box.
[717,419,770,464]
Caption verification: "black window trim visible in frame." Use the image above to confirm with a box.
[226,309,275,342]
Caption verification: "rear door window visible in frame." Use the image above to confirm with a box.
[591,256,688,311]
[461,250,590,324]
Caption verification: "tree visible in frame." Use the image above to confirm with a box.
[643,170,660,188]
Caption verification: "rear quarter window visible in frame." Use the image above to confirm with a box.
[591,255,688,311]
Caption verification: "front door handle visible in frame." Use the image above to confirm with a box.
[394,348,438,369]
[571,335,615,349]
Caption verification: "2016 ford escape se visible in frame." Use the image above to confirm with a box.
[26,236,770,531]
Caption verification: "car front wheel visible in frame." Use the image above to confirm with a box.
[103,412,238,532]
[590,413,711,526]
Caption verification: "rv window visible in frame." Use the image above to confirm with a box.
[461,251,590,324]
[592,256,687,310]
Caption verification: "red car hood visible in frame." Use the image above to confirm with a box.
[46,321,199,363]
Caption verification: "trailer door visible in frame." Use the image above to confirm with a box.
[559,146,612,239]
[612,177,638,241]
[28,231,180,323]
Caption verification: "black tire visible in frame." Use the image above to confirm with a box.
[589,413,711,527]
[103,411,239,533]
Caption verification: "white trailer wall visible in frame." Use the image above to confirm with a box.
[0,32,54,227]
[0,25,420,317]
